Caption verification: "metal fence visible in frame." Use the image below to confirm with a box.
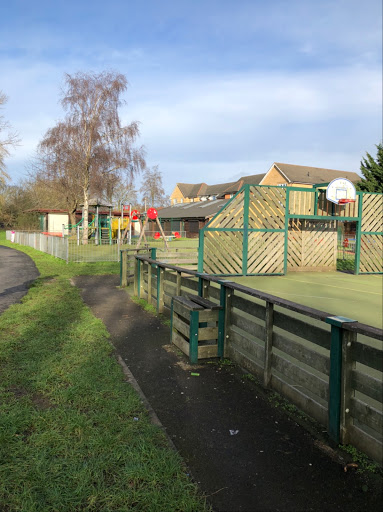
[6,231,68,260]
[6,231,136,263]
[337,238,356,261]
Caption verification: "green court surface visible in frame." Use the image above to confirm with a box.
[232,272,383,329]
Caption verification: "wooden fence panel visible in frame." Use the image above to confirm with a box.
[207,191,245,229]
[203,230,243,274]
[247,232,285,274]
[288,190,315,216]
[361,193,383,232]
[248,186,286,229]
[288,220,337,270]
[359,235,383,273]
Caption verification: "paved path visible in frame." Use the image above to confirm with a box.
[0,245,39,315]
[74,274,382,512]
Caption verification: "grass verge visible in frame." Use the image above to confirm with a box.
[0,234,209,511]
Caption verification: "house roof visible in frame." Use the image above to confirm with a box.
[269,163,360,185]
[218,174,265,196]
[203,181,238,196]
[79,198,114,208]
[176,183,206,198]
[158,199,228,220]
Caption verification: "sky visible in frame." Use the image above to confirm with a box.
[1,0,382,197]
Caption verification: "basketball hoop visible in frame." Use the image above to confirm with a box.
[326,178,356,205]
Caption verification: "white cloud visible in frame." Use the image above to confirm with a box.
[125,64,380,193]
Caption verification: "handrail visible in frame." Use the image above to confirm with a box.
[65,217,96,230]
[135,254,383,341]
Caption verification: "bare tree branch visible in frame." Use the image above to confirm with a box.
[0,91,21,184]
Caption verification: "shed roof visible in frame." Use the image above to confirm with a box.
[158,199,228,220]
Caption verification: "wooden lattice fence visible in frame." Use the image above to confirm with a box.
[199,185,382,276]
[359,192,383,274]
[287,220,337,271]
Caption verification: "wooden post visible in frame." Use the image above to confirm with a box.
[135,217,148,250]
[340,329,357,444]
[139,260,144,299]
[198,229,204,272]
[263,301,274,387]
[170,298,174,342]
[157,266,164,313]
[198,273,209,298]
[156,217,169,250]
[135,258,140,297]
[326,316,357,444]
[121,250,128,287]
[218,281,233,358]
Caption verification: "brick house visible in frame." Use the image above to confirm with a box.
[170,164,360,205]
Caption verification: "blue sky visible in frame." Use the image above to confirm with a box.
[1,0,381,196]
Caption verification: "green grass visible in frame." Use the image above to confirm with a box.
[0,232,209,511]
[337,258,355,272]
[339,445,382,475]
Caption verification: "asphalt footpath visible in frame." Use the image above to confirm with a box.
[73,274,382,512]
[0,245,39,315]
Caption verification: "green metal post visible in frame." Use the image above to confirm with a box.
[242,185,250,275]
[314,189,318,215]
[198,229,204,272]
[354,193,363,275]
[326,315,356,444]
[189,310,200,364]
[151,248,157,260]
[283,188,290,275]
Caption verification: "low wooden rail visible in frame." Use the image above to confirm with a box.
[120,247,198,286]
[127,254,383,464]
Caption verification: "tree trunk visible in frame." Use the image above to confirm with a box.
[69,210,77,235]
[82,191,89,244]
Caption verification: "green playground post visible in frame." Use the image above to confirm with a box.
[189,310,199,364]
[283,188,290,275]
[354,193,363,275]
[242,185,250,275]
[198,229,204,272]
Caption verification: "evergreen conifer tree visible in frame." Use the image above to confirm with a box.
[356,143,383,193]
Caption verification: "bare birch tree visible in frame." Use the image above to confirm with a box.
[32,71,146,241]
[61,71,146,241]
[0,92,20,185]
[139,165,169,208]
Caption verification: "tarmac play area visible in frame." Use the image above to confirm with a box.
[232,271,383,330]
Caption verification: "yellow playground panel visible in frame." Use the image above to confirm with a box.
[111,217,129,239]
